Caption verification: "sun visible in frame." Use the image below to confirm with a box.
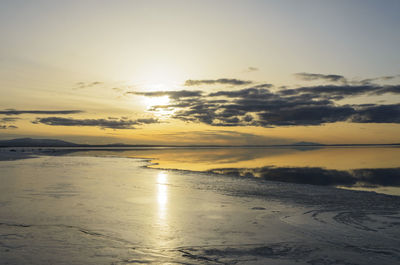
[143,96,176,117]
[144,96,170,109]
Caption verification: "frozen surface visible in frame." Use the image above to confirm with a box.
[0,156,399,264]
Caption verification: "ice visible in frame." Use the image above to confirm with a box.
[0,155,399,264]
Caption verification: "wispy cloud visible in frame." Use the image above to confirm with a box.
[75,81,103,89]
[0,117,20,122]
[294,72,347,83]
[0,109,83,116]
[0,117,19,130]
[246,67,259,72]
[279,84,400,100]
[32,117,159,129]
[126,90,202,99]
[359,75,400,85]
[184,78,252,86]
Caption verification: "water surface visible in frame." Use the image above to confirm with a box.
[64,146,400,196]
[0,155,399,264]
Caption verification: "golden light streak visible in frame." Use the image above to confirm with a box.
[157,171,168,222]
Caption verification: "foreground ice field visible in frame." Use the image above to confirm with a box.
[0,156,399,264]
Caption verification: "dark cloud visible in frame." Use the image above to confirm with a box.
[294,72,346,82]
[136,118,159,124]
[373,85,400,95]
[350,104,400,123]
[126,90,203,99]
[32,117,159,129]
[209,86,273,98]
[278,84,400,100]
[184,78,252,86]
[257,105,355,126]
[139,80,400,127]
[0,109,83,116]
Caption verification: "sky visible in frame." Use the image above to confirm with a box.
[0,0,399,145]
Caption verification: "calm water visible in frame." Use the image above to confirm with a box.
[63,146,400,196]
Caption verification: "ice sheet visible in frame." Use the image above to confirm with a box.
[0,156,399,264]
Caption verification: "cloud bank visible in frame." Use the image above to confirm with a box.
[33,117,159,129]
[137,80,400,127]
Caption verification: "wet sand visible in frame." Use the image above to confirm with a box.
[0,155,399,264]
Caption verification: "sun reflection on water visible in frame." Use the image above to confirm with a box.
[157,172,168,223]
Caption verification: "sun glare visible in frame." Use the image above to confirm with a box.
[144,96,170,108]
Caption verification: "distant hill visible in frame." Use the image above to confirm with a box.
[0,138,80,147]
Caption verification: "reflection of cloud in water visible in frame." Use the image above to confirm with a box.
[46,146,400,195]
[64,146,400,171]
[210,167,400,188]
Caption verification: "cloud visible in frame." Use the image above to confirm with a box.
[257,105,355,126]
[209,86,273,98]
[126,90,203,99]
[184,78,252,86]
[350,104,400,123]
[0,124,18,129]
[0,117,19,130]
[139,80,400,127]
[0,117,20,122]
[112,87,123,92]
[294,73,400,86]
[0,109,83,116]
[278,84,400,100]
[294,72,347,83]
[246,67,259,72]
[32,117,159,129]
[136,118,159,124]
[360,75,400,85]
[75,81,103,89]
